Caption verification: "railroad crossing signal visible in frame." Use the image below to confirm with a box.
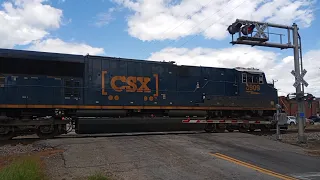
[291,69,309,88]
[227,20,269,43]
[227,19,308,143]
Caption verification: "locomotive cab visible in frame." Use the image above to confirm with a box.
[235,67,275,95]
[241,70,264,96]
[235,67,278,110]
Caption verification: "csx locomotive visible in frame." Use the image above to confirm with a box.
[0,48,278,140]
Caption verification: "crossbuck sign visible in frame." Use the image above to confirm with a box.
[291,69,308,88]
[253,23,268,39]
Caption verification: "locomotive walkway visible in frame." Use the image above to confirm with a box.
[32,132,320,180]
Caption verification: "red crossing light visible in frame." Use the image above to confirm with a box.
[241,24,255,35]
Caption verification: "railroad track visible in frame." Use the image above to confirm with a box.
[2,128,320,146]
[248,128,320,136]
[0,130,208,146]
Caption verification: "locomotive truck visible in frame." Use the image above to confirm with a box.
[0,48,279,140]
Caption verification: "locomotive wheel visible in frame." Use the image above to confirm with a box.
[36,125,59,140]
[239,127,248,133]
[214,128,225,133]
[0,126,15,140]
[226,125,234,132]
[214,124,226,133]
[260,125,271,133]
[227,128,234,132]
[204,124,214,133]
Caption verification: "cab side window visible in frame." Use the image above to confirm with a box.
[242,73,264,84]
[247,74,253,83]
[242,73,247,83]
[0,77,5,87]
[253,75,259,83]
[259,75,264,84]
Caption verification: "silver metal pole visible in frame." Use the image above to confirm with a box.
[276,104,281,140]
[298,33,305,93]
[231,40,294,49]
[293,23,306,143]
[236,19,294,29]
[287,29,291,45]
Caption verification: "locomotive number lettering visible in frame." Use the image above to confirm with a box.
[246,84,260,91]
[111,76,151,93]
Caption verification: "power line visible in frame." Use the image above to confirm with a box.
[173,0,247,49]
[159,0,277,55]
[156,0,216,40]
[138,0,216,56]
[143,0,239,59]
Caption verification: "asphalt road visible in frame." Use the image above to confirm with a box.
[38,132,320,180]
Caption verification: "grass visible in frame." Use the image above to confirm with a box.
[87,173,110,180]
[0,150,111,180]
[0,156,46,180]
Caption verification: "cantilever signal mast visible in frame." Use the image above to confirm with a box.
[227,19,308,143]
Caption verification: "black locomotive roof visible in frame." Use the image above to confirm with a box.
[0,48,264,74]
[0,48,84,63]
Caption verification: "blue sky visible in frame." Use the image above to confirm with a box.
[49,0,241,59]
[1,0,320,96]
[45,0,320,60]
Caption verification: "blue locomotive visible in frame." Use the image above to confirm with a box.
[0,48,278,140]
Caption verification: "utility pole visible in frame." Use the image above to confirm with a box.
[276,104,281,140]
[227,19,308,143]
[292,23,307,143]
[272,79,278,86]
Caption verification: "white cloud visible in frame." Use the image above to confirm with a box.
[94,7,119,27]
[114,0,316,41]
[0,0,104,55]
[0,0,63,48]
[28,38,105,55]
[148,46,320,97]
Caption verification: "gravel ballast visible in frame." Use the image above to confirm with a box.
[0,142,55,157]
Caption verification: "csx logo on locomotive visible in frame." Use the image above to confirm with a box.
[111,76,151,92]
[101,71,159,96]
